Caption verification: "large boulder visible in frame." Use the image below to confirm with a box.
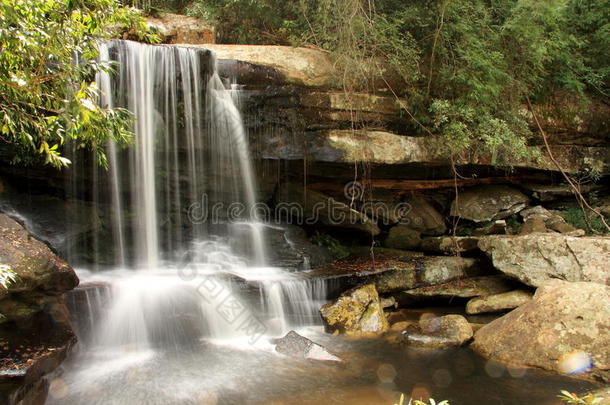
[274,330,341,362]
[472,281,610,382]
[450,185,529,223]
[0,214,78,300]
[466,290,533,315]
[320,284,389,336]
[401,314,473,349]
[478,234,610,287]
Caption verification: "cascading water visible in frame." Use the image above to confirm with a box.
[52,40,329,399]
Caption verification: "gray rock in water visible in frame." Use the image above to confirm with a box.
[478,234,610,287]
[450,185,529,223]
[275,330,341,362]
[466,290,533,314]
[320,284,389,336]
[472,280,610,382]
[402,314,473,349]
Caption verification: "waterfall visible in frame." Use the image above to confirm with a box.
[64,40,326,356]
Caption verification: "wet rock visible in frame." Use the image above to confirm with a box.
[420,236,480,255]
[466,290,533,314]
[472,280,610,382]
[450,185,529,223]
[372,257,485,294]
[478,234,610,287]
[275,330,341,362]
[0,214,78,300]
[276,183,380,236]
[264,224,333,269]
[402,276,516,299]
[320,284,389,336]
[147,13,215,44]
[402,314,473,349]
[384,226,421,250]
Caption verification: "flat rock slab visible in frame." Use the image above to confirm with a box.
[472,280,610,382]
[402,275,517,299]
[466,289,533,314]
[478,234,610,287]
[274,330,341,362]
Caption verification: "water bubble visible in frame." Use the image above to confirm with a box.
[558,351,592,374]
[49,378,69,400]
[432,368,452,388]
[485,360,506,378]
[377,363,397,383]
[507,365,527,378]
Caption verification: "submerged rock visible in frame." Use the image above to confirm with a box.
[402,275,516,299]
[320,284,389,336]
[275,330,341,362]
[472,280,610,382]
[466,290,533,314]
[450,185,529,223]
[401,314,473,349]
[478,234,610,287]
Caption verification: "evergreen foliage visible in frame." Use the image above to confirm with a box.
[0,0,157,167]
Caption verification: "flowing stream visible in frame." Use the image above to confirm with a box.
[44,40,595,405]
